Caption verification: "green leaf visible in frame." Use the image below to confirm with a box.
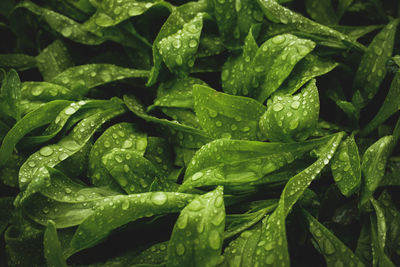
[193,84,266,140]
[44,220,68,267]
[124,94,211,148]
[17,1,105,45]
[303,210,365,267]
[167,186,225,267]
[331,134,361,196]
[102,148,167,193]
[0,100,71,166]
[305,0,338,25]
[70,192,196,253]
[50,64,149,95]
[360,136,394,206]
[276,54,338,96]
[249,132,343,266]
[21,82,79,103]
[259,79,319,142]
[352,18,400,110]
[0,69,21,121]
[85,0,158,29]
[157,12,203,77]
[179,133,337,192]
[36,40,74,81]
[378,191,400,257]
[247,34,315,102]
[16,102,126,205]
[88,122,147,188]
[361,71,400,136]
[256,0,364,51]
[213,0,263,49]
[0,54,37,71]
[221,24,259,96]
[370,214,396,267]
[0,197,13,235]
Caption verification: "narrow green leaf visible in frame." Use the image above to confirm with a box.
[44,220,68,267]
[360,136,394,206]
[0,54,37,71]
[361,72,400,136]
[70,192,196,253]
[0,69,21,121]
[193,84,266,140]
[305,0,338,25]
[0,100,71,166]
[352,18,400,109]
[180,133,336,192]
[303,210,365,267]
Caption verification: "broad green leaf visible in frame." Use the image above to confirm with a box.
[193,84,266,140]
[360,136,394,206]
[36,40,73,81]
[259,79,319,142]
[305,0,338,25]
[51,64,149,95]
[179,133,337,192]
[221,24,259,96]
[352,18,400,110]
[44,220,68,267]
[256,0,364,51]
[0,54,37,71]
[147,1,206,86]
[361,71,400,136]
[197,33,225,58]
[355,222,372,265]
[124,94,211,148]
[331,135,361,196]
[167,186,225,267]
[247,34,315,102]
[0,69,21,121]
[88,122,147,188]
[0,100,71,166]
[212,0,263,49]
[276,54,338,95]
[16,102,126,205]
[70,192,196,253]
[102,148,166,194]
[157,13,203,77]
[303,210,365,267]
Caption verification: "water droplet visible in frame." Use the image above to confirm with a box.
[314,229,322,238]
[221,69,230,81]
[231,124,238,131]
[188,199,203,211]
[192,172,203,181]
[65,107,76,115]
[175,243,185,255]
[128,6,143,16]
[235,0,242,11]
[212,211,225,226]
[39,146,53,157]
[273,103,284,112]
[175,55,183,66]
[104,141,111,148]
[289,119,299,130]
[208,109,218,118]
[42,207,50,214]
[339,151,349,161]
[76,195,85,201]
[31,86,43,96]
[291,101,300,109]
[189,39,198,48]
[197,220,205,233]
[209,230,221,250]
[334,260,344,267]
[177,213,188,229]
[61,28,72,37]
[122,199,130,210]
[59,153,69,161]
[151,192,167,205]
[28,161,36,168]
[172,39,181,49]
[272,35,285,44]
[323,239,335,255]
